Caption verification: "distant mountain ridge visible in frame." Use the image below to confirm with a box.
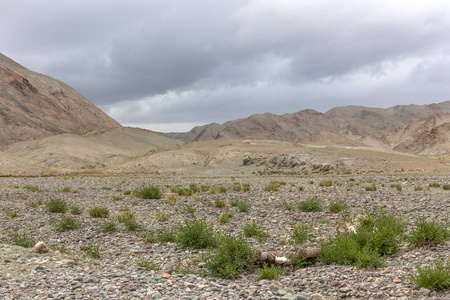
[166,100,450,156]
[0,53,120,145]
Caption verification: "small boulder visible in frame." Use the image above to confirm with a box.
[298,242,321,258]
[32,241,49,254]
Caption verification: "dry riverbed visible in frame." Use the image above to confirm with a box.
[0,174,449,300]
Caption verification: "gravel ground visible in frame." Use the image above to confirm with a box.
[0,174,449,300]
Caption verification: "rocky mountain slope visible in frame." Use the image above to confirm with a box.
[0,53,120,145]
[166,101,450,156]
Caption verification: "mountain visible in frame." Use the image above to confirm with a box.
[166,101,450,155]
[0,53,120,145]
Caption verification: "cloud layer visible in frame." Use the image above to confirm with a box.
[2,0,450,131]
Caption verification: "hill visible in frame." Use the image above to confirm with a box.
[0,53,120,145]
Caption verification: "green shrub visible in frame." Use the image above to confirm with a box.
[70,205,83,215]
[100,221,117,233]
[414,186,423,191]
[391,184,402,192]
[320,206,405,268]
[88,207,110,218]
[9,231,35,248]
[182,204,196,214]
[408,217,450,248]
[288,252,316,268]
[25,185,41,192]
[409,257,450,292]
[155,212,170,222]
[176,217,217,249]
[243,220,269,242]
[443,185,450,190]
[124,220,139,231]
[297,196,323,212]
[365,184,377,191]
[59,187,71,193]
[54,215,80,232]
[242,183,251,192]
[257,263,284,280]
[136,257,160,270]
[263,181,285,192]
[218,213,233,224]
[214,198,226,208]
[156,227,177,243]
[45,198,68,213]
[177,188,194,196]
[328,200,347,213]
[290,222,310,244]
[82,242,101,259]
[237,200,251,213]
[205,233,254,279]
[319,180,333,187]
[134,185,162,199]
[282,200,294,211]
[117,211,136,223]
[429,182,441,188]
[3,209,18,219]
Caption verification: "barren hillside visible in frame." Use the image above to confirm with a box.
[0,53,120,145]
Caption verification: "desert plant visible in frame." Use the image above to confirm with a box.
[59,187,71,193]
[365,184,377,191]
[100,221,117,233]
[117,211,136,223]
[82,242,101,259]
[391,184,402,192]
[45,198,68,213]
[414,186,423,191]
[257,263,284,280]
[297,196,323,212]
[320,206,405,268]
[3,209,18,219]
[218,213,233,224]
[205,233,254,279]
[165,194,178,205]
[176,217,217,249]
[177,188,194,196]
[70,205,83,215]
[155,212,170,222]
[214,198,226,208]
[290,222,311,244]
[282,200,294,211]
[136,257,160,270]
[25,185,41,192]
[408,256,450,292]
[181,204,196,214]
[124,220,140,231]
[243,220,269,242]
[328,200,347,213]
[408,217,450,248]
[88,207,110,218]
[236,200,251,213]
[263,181,285,192]
[134,185,162,199]
[242,183,251,192]
[54,215,80,232]
[9,231,35,248]
[443,185,450,190]
[429,182,441,188]
[319,180,333,187]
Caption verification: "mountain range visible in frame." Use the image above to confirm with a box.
[0,53,449,176]
[167,101,450,156]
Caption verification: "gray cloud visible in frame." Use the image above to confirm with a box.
[1,0,450,132]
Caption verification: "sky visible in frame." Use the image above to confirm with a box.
[1,0,450,132]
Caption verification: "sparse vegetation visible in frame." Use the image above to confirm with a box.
[134,185,162,199]
[257,263,284,280]
[218,213,233,224]
[297,196,323,212]
[328,199,347,213]
[319,180,333,187]
[9,231,35,248]
[88,207,110,218]
[409,256,450,292]
[408,216,450,248]
[205,233,254,279]
[25,185,41,192]
[83,242,101,259]
[176,217,217,249]
[136,257,160,270]
[100,221,117,233]
[45,198,68,213]
[243,220,269,242]
[54,215,80,232]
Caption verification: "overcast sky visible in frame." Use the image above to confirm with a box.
[1,0,450,132]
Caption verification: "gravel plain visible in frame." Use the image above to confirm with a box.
[0,174,449,300]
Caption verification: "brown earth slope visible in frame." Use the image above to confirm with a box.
[0,53,120,145]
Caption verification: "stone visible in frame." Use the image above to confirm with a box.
[309,294,325,300]
[32,241,49,254]
[419,287,431,296]
[393,277,402,283]
[57,259,76,265]
[298,242,321,258]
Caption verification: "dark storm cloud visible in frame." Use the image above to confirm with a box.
[1,0,450,131]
